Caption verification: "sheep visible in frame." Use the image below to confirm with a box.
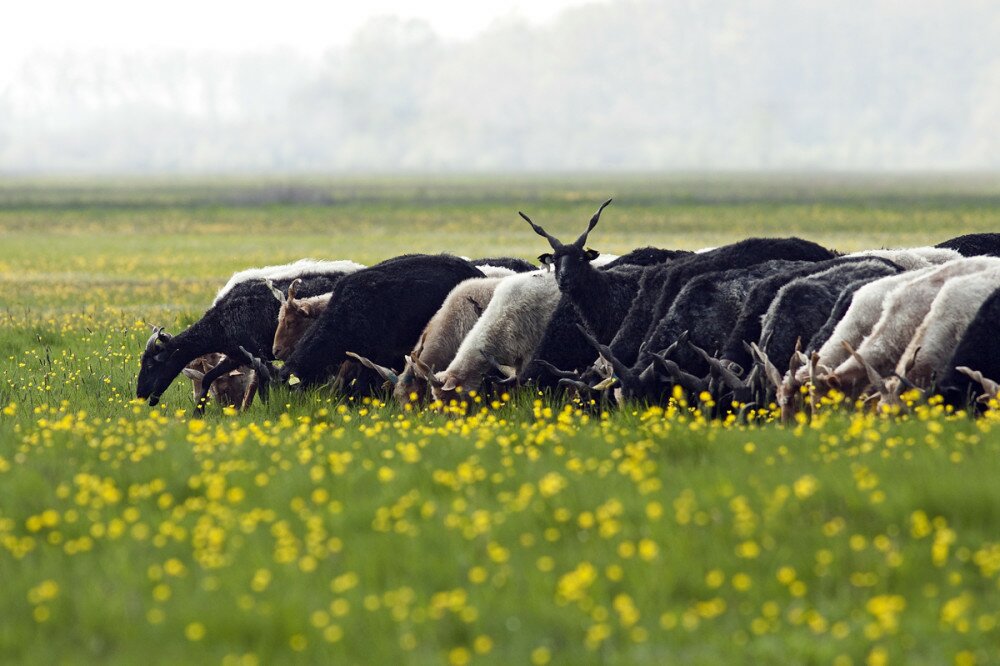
[271,279,334,360]
[897,267,1000,387]
[757,258,904,371]
[720,256,902,370]
[516,199,689,386]
[604,237,838,373]
[827,257,1000,396]
[935,233,1000,258]
[431,271,563,401]
[938,287,1000,408]
[524,253,687,389]
[393,275,510,405]
[137,267,349,407]
[280,254,485,388]
[181,354,255,409]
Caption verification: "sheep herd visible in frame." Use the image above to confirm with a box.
[136,200,1000,418]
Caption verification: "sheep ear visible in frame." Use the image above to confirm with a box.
[182,368,204,381]
[266,279,285,303]
[441,376,458,392]
[538,253,554,266]
[584,248,600,261]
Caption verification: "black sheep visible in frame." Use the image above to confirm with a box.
[722,256,901,370]
[137,272,345,407]
[281,254,484,386]
[517,199,689,386]
[612,260,809,400]
[759,258,902,370]
[605,237,839,372]
[935,233,1000,258]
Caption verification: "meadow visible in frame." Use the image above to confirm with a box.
[1,174,1000,664]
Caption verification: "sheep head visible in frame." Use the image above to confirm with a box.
[136,324,181,406]
[273,279,323,360]
[519,198,612,292]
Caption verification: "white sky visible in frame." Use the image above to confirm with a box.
[1,0,593,55]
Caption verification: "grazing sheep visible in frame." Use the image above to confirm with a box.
[605,237,838,372]
[394,275,511,405]
[137,265,351,408]
[432,271,562,401]
[271,279,334,361]
[897,267,1000,387]
[828,257,1000,395]
[280,254,485,387]
[757,258,903,371]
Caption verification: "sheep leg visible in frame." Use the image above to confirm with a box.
[195,355,242,412]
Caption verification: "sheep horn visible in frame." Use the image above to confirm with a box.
[574,198,613,247]
[659,330,690,361]
[842,340,886,393]
[575,323,643,393]
[559,377,598,394]
[956,366,1000,397]
[145,326,171,353]
[345,352,398,384]
[408,353,443,387]
[534,359,581,381]
[651,353,708,394]
[750,343,784,390]
[238,346,272,403]
[687,340,746,390]
[287,278,302,301]
[480,351,517,381]
[519,211,562,250]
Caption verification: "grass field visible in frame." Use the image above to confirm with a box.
[2,175,1000,664]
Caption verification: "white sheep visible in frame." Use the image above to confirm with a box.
[829,257,1000,393]
[898,266,1000,387]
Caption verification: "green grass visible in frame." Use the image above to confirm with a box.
[1,175,999,664]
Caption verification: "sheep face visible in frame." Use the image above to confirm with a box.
[273,296,322,360]
[521,198,611,292]
[137,327,187,406]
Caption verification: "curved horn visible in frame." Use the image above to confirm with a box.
[575,323,644,393]
[651,353,709,394]
[575,198,613,247]
[145,326,172,353]
[750,343,783,390]
[535,359,581,381]
[956,366,1000,397]
[480,351,517,381]
[345,352,398,384]
[842,341,886,393]
[687,340,747,391]
[519,211,562,250]
[287,278,302,302]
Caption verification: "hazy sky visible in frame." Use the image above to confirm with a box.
[1,0,593,56]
